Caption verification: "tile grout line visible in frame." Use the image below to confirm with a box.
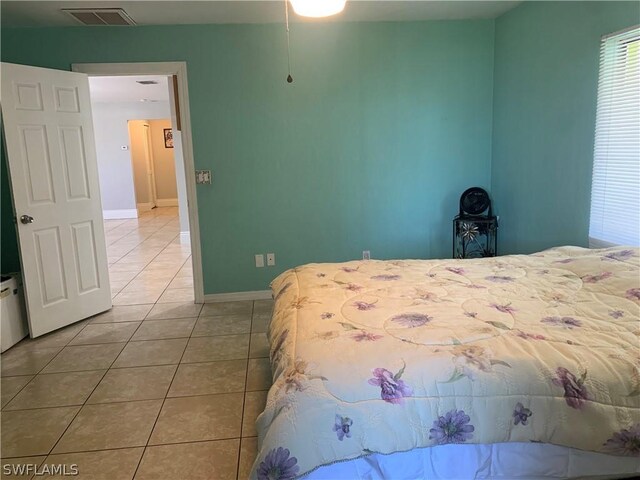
[130,311,192,480]
[236,301,256,480]
[41,337,126,460]
[1,318,96,406]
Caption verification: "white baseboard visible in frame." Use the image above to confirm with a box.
[156,198,179,207]
[137,203,154,212]
[179,232,190,244]
[203,290,272,303]
[103,209,138,219]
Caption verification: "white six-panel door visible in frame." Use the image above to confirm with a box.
[1,62,111,337]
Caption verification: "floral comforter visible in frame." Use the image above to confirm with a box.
[252,247,640,479]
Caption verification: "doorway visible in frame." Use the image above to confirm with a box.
[74,62,204,304]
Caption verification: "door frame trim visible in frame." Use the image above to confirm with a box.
[72,61,204,303]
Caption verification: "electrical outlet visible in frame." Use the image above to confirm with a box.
[267,253,276,266]
[362,250,371,260]
[255,254,265,268]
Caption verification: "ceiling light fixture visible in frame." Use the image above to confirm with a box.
[289,0,346,18]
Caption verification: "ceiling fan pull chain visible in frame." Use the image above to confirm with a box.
[285,0,293,83]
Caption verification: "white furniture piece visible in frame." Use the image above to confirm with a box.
[1,274,29,352]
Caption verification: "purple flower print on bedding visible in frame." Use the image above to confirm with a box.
[371,274,401,281]
[603,424,640,456]
[368,364,413,404]
[582,272,613,283]
[271,329,289,365]
[257,447,299,480]
[353,301,377,311]
[341,266,359,273]
[345,283,363,292]
[554,258,575,264]
[552,367,589,410]
[333,415,353,441]
[541,316,582,329]
[445,267,466,275]
[602,249,635,261]
[514,330,546,341]
[626,288,640,302]
[391,313,432,328]
[274,282,291,301]
[513,402,532,425]
[429,409,475,445]
[490,303,516,314]
[321,312,335,319]
[351,331,384,342]
[609,310,624,319]
[485,275,515,283]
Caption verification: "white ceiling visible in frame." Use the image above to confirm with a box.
[1,1,521,27]
[88,75,169,103]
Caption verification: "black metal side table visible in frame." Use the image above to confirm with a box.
[453,215,498,258]
[452,187,498,259]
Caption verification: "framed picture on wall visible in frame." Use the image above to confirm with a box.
[164,128,174,148]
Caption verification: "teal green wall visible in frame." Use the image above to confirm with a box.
[491,1,640,254]
[1,140,20,273]
[1,21,495,293]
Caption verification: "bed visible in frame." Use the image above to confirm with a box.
[251,246,640,479]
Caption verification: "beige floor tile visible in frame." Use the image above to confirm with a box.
[135,439,239,480]
[5,370,105,410]
[201,301,253,317]
[1,347,62,376]
[191,315,251,337]
[1,375,34,407]
[113,291,163,306]
[53,400,162,453]
[131,318,196,341]
[112,339,187,368]
[69,323,140,346]
[157,288,195,304]
[10,321,87,350]
[108,270,139,283]
[149,393,242,445]
[250,314,270,334]
[42,344,125,374]
[167,276,193,289]
[43,448,144,480]
[253,299,274,316]
[246,358,272,391]
[1,406,80,457]
[182,335,249,363]
[90,305,154,324]
[168,360,246,397]
[146,302,203,320]
[238,437,258,480]
[242,390,268,438]
[2,456,46,480]
[87,365,176,404]
[249,333,269,359]
[109,263,148,273]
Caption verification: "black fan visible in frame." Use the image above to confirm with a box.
[459,187,492,217]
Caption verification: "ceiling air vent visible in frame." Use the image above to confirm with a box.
[136,80,159,85]
[62,8,136,26]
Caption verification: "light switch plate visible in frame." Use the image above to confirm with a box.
[196,170,212,184]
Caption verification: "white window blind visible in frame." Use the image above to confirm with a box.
[589,25,640,247]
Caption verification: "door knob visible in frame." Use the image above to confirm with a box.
[20,215,34,224]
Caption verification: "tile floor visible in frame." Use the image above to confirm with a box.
[104,207,194,305]
[1,208,271,479]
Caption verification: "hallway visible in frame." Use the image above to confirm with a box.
[104,207,194,305]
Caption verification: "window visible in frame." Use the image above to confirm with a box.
[589,26,640,247]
